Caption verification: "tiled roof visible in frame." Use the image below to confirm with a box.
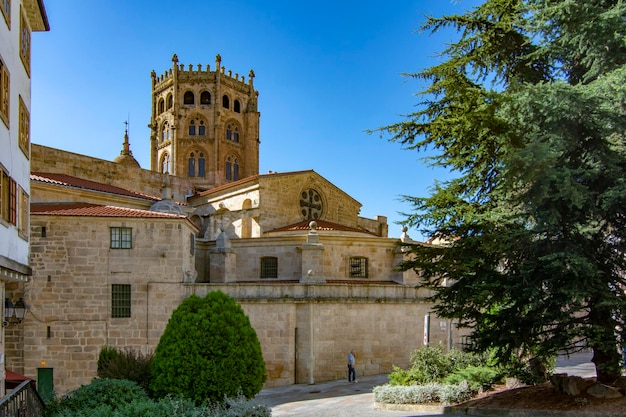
[267,219,376,235]
[31,203,188,220]
[31,172,161,201]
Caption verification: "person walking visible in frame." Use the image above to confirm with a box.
[347,349,357,383]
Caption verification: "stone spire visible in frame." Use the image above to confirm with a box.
[114,121,140,168]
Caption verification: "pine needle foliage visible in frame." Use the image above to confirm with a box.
[377,0,626,383]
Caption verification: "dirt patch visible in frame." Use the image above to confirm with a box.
[456,381,626,414]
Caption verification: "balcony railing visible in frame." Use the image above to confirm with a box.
[0,380,46,417]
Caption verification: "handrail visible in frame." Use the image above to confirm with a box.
[0,380,46,417]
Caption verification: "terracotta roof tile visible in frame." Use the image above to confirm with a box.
[31,202,188,220]
[31,172,161,201]
[267,219,376,235]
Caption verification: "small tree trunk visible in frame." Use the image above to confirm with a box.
[591,346,621,384]
[589,297,622,384]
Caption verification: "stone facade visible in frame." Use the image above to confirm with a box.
[5,55,468,396]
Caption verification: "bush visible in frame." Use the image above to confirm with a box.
[442,365,500,391]
[96,346,154,394]
[388,345,487,386]
[96,346,118,374]
[151,291,267,404]
[47,392,271,417]
[373,381,474,405]
[44,378,149,416]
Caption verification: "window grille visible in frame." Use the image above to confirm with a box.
[260,257,278,279]
[111,284,131,318]
[110,227,132,249]
[349,257,368,278]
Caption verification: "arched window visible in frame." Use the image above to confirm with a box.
[188,152,196,177]
[189,120,196,136]
[166,93,173,109]
[161,121,170,142]
[198,121,206,135]
[184,91,194,105]
[226,156,240,181]
[222,95,229,109]
[161,153,170,173]
[158,98,165,114]
[200,91,211,105]
[234,99,241,113]
[226,124,232,141]
[198,153,206,177]
[226,123,240,142]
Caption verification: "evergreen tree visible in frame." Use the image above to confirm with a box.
[150,291,266,403]
[379,0,626,383]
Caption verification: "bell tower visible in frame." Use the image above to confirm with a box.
[149,54,260,193]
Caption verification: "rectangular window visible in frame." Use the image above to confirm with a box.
[0,0,9,28]
[8,176,16,225]
[18,95,29,158]
[0,56,9,127]
[18,185,28,240]
[110,227,132,249]
[349,257,368,278]
[260,256,278,279]
[189,233,195,256]
[0,166,8,224]
[19,6,31,76]
[111,284,131,318]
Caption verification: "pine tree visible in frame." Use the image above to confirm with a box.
[380,0,626,383]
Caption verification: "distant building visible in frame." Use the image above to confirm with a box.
[0,0,48,394]
[6,56,465,395]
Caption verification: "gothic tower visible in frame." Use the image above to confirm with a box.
[149,54,260,193]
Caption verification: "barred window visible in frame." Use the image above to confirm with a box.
[349,257,368,278]
[110,227,132,249]
[260,257,278,279]
[111,284,131,318]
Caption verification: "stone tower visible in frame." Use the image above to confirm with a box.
[149,54,260,193]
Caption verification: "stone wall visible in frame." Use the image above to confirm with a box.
[31,144,193,202]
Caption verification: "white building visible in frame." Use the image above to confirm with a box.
[0,0,49,392]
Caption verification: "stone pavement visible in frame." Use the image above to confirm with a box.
[254,351,608,417]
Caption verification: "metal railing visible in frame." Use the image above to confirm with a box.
[0,380,46,417]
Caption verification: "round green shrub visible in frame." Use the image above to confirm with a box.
[150,291,267,404]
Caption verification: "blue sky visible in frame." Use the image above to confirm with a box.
[31,0,483,240]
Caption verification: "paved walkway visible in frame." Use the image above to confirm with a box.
[254,352,599,417]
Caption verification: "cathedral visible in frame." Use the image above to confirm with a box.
[5,54,464,395]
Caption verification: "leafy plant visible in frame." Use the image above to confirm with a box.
[442,365,500,391]
[44,378,148,416]
[97,346,154,394]
[388,346,489,386]
[373,380,474,405]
